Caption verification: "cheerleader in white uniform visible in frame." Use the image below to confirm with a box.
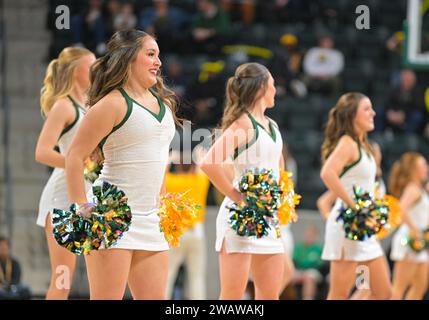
[320,92,391,300]
[389,153,429,299]
[65,30,177,300]
[200,63,286,300]
[35,47,95,299]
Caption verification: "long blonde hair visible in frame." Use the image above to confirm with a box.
[388,152,423,198]
[88,29,180,124]
[40,47,92,117]
[220,62,270,131]
[321,92,372,161]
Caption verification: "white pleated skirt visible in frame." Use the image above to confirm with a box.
[215,197,284,254]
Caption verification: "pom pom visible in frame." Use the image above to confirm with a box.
[52,204,97,255]
[158,191,201,247]
[52,181,132,255]
[405,228,429,252]
[228,203,271,238]
[337,186,389,241]
[84,158,102,183]
[228,168,282,238]
[277,170,301,225]
[92,181,132,249]
[376,195,402,240]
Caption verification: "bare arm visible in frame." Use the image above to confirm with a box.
[399,183,421,233]
[35,99,76,168]
[66,93,126,204]
[279,152,285,171]
[199,120,251,204]
[320,135,359,208]
[317,190,337,220]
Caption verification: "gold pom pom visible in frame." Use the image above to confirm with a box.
[158,191,201,247]
[277,170,301,225]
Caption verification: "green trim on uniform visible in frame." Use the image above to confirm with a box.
[250,114,277,142]
[232,112,259,160]
[60,95,80,138]
[119,87,166,123]
[339,140,362,178]
[98,88,133,150]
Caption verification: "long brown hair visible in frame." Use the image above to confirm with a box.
[321,92,372,161]
[388,152,423,197]
[40,47,93,117]
[88,29,180,124]
[220,62,270,131]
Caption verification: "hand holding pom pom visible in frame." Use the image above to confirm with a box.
[337,186,389,241]
[52,181,132,255]
[228,168,285,238]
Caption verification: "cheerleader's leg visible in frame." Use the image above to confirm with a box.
[128,250,169,299]
[251,253,284,300]
[405,262,428,300]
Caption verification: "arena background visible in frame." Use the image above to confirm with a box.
[0,0,428,299]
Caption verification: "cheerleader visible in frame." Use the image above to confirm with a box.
[320,92,391,300]
[35,47,95,299]
[317,141,385,300]
[389,153,429,299]
[65,30,178,299]
[200,63,285,300]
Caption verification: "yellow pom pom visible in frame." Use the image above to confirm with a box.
[158,191,201,247]
[277,170,301,225]
[376,194,402,240]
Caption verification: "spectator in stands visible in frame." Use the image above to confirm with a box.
[302,34,344,95]
[220,0,255,25]
[71,0,107,55]
[264,0,314,24]
[139,0,190,52]
[292,225,325,300]
[103,0,122,39]
[191,0,231,54]
[270,33,307,98]
[383,69,425,134]
[165,56,188,101]
[113,1,137,32]
[188,61,226,128]
[0,237,31,300]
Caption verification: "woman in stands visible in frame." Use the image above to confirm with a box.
[200,62,289,299]
[35,47,96,299]
[390,152,429,299]
[65,30,178,300]
[320,92,392,300]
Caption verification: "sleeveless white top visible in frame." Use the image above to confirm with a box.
[93,88,176,215]
[37,96,89,227]
[322,140,384,261]
[88,88,175,251]
[215,112,285,254]
[391,189,429,262]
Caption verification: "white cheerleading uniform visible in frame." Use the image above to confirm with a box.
[37,97,91,227]
[280,224,295,257]
[215,112,285,254]
[88,88,175,251]
[322,140,384,261]
[390,189,429,263]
